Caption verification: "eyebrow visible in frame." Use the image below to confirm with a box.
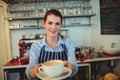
[48,20,61,24]
[56,22,60,25]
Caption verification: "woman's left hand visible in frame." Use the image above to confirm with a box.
[64,61,75,73]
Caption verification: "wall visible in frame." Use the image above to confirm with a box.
[10,0,120,58]
[90,0,120,49]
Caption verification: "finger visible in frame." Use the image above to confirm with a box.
[63,61,68,66]
[36,64,42,72]
[37,63,42,67]
[63,61,67,64]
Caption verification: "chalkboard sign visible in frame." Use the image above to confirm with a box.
[100,0,120,35]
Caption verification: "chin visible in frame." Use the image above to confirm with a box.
[50,34,58,38]
[51,35,58,38]
[49,32,58,37]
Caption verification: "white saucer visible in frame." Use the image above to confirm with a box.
[36,67,72,80]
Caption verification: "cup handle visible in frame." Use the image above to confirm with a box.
[38,66,44,73]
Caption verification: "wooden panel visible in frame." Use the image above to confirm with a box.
[0,6,7,80]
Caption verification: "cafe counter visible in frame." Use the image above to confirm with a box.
[2,55,120,80]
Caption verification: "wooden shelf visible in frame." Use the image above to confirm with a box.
[3,0,90,4]
[9,27,43,30]
[7,14,96,20]
[64,24,92,27]
[9,23,93,30]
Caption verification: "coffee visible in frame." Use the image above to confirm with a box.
[38,60,64,77]
[43,60,63,66]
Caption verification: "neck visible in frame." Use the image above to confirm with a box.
[46,36,59,48]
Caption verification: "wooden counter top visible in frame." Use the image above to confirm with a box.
[3,58,29,69]
[3,55,120,69]
[77,52,120,63]
[77,56,120,63]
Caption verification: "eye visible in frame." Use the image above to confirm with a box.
[48,22,52,25]
[56,22,60,26]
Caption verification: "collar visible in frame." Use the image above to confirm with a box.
[41,35,64,47]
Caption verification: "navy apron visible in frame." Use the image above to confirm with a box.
[38,44,74,80]
[38,44,68,63]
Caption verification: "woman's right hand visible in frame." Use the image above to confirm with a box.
[30,64,42,78]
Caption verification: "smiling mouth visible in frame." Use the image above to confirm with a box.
[50,29,58,34]
[49,31,55,35]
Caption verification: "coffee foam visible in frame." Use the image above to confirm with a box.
[43,60,63,66]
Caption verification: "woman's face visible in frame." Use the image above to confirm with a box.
[43,14,62,38]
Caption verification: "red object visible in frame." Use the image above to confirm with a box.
[4,58,29,66]
[77,53,90,62]
[21,48,24,57]
[103,52,120,57]
[20,58,29,64]
[18,39,25,57]
[80,55,90,62]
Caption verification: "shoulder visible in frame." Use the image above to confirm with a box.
[62,38,74,47]
[31,39,44,49]
[63,38,73,43]
[62,38,75,55]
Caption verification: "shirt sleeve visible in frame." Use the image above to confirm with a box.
[64,38,78,77]
[25,41,41,79]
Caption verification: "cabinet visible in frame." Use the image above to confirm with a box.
[4,68,27,80]
[3,60,91,80]
[75,63,91,80]
[3,60,28,80]
[3,56,120,80]
[5,0,95,30]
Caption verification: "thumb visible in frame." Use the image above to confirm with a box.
[64,61,69,67]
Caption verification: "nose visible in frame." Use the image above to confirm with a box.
[51,24,57,29]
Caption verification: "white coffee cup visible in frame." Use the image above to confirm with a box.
[38,60,64,77]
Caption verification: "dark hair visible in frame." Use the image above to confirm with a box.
[43,9,63,24]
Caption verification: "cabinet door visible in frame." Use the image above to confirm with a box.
[72,63,91,80]
[4,68,28,80]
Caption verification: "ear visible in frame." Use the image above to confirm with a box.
[42,20,45,28]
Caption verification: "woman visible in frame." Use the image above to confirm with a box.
[25,9,78,80]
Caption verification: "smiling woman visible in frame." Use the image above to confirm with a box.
[25,9,78,80]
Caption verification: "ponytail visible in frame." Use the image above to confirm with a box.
[58,32,64,39]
